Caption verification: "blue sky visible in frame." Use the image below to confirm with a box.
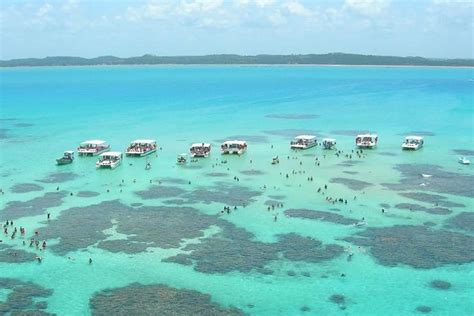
[0,0,472,59]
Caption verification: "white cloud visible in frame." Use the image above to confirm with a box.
[255,0,275,7]
[268,11,286,25]
[284,1,313,16]
[37,3,53,17]
[234,0,275,8]
[344,0,391,17]
[61,0,79,13]
[179,0,223,14]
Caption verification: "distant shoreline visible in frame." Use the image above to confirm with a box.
[1,64,473,70]
[1,53,473,68]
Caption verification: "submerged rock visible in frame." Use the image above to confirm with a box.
[345,225,474,269]
[0,278,53,315]
[394,203,451,215]
[330,177,372,190]
[429,280,451,290]
[89,283,245,316]
[383,164,474,198]
[11,183,43,194]
[285,209,358,225]
[76,191,100,198]
[37,172,78,183]
[445,212,474,233]
[0,191,67,221]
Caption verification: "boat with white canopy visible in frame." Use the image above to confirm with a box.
[356,134,378,148]
[190,143,211,158]
[126,139,157,157]
[290,135,317,150]
[96,152,122,169]
[322,138,337,150]
[221,140,247,155]
[78,140,110,156]
[402,136,424,150]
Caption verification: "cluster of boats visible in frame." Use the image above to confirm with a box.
[290,134,423,151]
[55,133,470,169]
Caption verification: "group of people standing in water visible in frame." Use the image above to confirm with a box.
[1,215,92,265]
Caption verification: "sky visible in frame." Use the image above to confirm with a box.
[0,0,472,60]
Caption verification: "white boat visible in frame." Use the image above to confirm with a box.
[177,153,187,164]
[322,138,337,150]
[190,143,211,158]
[290,135,317,150]
[78,140,110,156]
[402,136,424,150]
[459,157,471,165]
[221,140,247,155]
[126,139,157,157]
[96,152,122,169]
[356,134,378,148]
[271,156,279,165]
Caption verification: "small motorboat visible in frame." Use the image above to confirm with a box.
[177,153,187,164]
[56,151,74,165]
[459,157,471,165]
[271,156,279,165]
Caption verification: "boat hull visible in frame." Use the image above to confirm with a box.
[291,143,317,150]
[78,147,110,156]
[356,143,376,149]
[191,153,209,158]
[402,144,422,150]
[56,159,73,165]
[96,161,121,169]
[126,148,156,157]
[221,149,245,155]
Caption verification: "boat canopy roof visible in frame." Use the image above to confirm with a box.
[222,140,246,145]
[64,150,74,154]
[131,139,156,144]
[323,138,336,142]
[294,135,316,140]
[405,136,423,141]
[191,143,211,148]
[81,140,107,145]
[357,134,377,138]
[100,151,122,157]
[178,153,188,157]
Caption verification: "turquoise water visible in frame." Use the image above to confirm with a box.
[0,65,473,315]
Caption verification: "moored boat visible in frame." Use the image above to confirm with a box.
[459,157,471,165]
[177,153,187,164]
[290,135,317,150]
[221,140,247,155]
[56,151,74,165]
[96,152,122,169]
[322,138,337,150]
[78,140,110,156]
[190,143,211,158]
[402,136,423,150]
[356,134,378,148]
[126,139,157,157]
